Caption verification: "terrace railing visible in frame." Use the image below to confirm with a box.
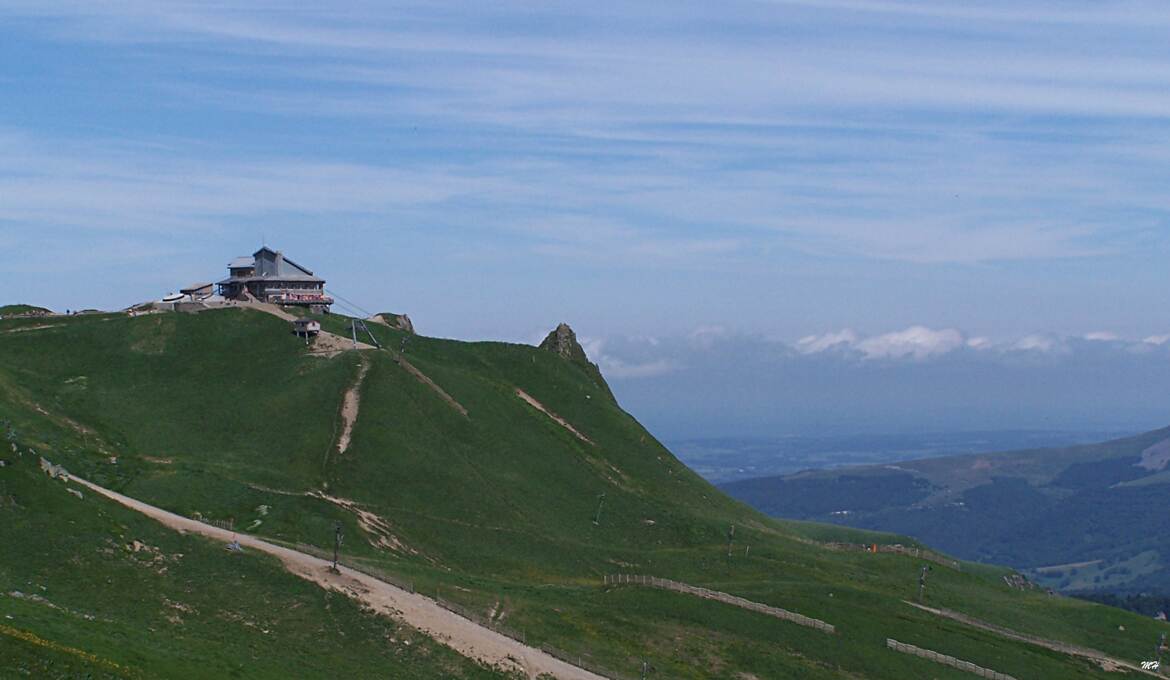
[267,292,334,305]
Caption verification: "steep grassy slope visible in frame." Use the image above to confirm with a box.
[724,428,1170,595]
[3,307,1169,678]
[0,434,508,679]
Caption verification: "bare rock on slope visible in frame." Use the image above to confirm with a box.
[539,323,615,401]
[540,323,588,362]
[372,313,414,334]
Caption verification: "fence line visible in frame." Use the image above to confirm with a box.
[604,574,835,634]
[886,638,1017,680]
[903,601,1152,674]
[822,542,961,570]
[190,512,235,531]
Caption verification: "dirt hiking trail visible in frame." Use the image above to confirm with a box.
[69,476,604,680]
[336,355,370,454]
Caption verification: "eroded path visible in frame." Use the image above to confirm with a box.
[308,490,417,555]
[336,355,370,455]
[515,389,592,445]
[69,476,604,680]
[397,356,469,417]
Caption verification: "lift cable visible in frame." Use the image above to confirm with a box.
[324,288,375,319]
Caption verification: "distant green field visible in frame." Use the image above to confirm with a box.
[2,306,1167,678]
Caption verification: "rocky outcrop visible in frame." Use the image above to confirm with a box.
[39,456,69,480]
[539,323,615,401]
[539,323,589,362]
[372,313,414,334]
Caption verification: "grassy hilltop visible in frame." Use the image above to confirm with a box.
[2,306,1168,678]
[0,304,53,317]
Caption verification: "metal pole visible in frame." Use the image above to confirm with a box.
[331,522,343,573]
[918,565,930,602]
[593,492,606,525]
[357,319,380,348]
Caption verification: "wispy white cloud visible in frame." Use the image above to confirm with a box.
[4,1,1170,331]
[855,327,965,360]
[796,329,858,354]
[571,324,1170,438]
[1084,331,1121,342]
[689,326,730,350]
[1012,334,1064,353]
[597,357,677,379]
[578,336,677,379]
[0,131,504,230]
[673,325,1170,364]
[582,322,1170,437]
[4,0,1170,266]
[16,3,1170,121]
[759,0,1170,27]
[796,326,968,360]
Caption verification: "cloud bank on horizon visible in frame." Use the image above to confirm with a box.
[585,324,1170,377]
[586,325,1170,437]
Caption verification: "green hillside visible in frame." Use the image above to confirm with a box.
[723,428,1170,596]
[2,306,1168,678]
[0,454,507,679]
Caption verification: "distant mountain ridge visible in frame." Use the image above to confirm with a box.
[723,426,1170,595]
[670,429,1131,483]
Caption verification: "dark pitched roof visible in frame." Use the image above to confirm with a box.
[216,275,324,285]
[282,257,313,276]
[252,246,316,277]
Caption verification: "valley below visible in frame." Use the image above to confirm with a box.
[721,428,1170,602]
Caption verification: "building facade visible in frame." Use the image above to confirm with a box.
[216,247,333,310]
[180,282,214,299]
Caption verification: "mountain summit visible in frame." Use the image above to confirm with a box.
[539,322,587,361]
[539,322,614,400]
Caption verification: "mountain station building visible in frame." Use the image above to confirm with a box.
[216,247,333,312]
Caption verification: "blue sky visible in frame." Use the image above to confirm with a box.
[2,2,1169,437]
